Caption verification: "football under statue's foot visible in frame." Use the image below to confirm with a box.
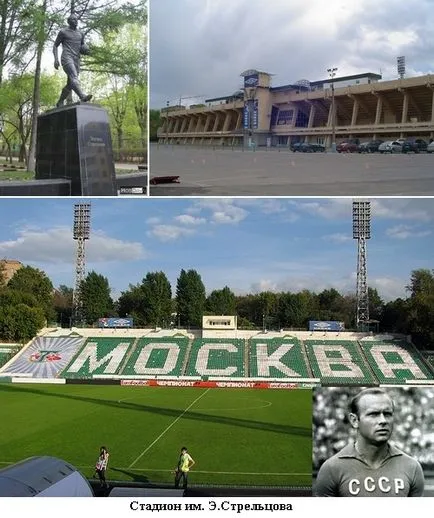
[81,94,93,103]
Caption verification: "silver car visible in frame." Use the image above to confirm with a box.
[427,141,434,154]
[378,140,403,153]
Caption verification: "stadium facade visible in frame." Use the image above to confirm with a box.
[157,69,434,147]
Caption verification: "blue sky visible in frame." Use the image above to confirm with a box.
[0,198,432,301]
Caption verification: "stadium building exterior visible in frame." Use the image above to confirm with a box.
[157,69,434,148]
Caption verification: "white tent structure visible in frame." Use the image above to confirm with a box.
[0,457,93,497]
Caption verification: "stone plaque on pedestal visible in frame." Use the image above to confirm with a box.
[36,104,117,196]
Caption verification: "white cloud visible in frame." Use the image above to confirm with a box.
[293,199,352,220]
[0,227,146,264]
[369,276,407,300]
[146,217,161,225]
[147,225,195,242]
[386,224,432,239]
[194,199,249,225]
[258,199,287,214]
[174,214,206,225]
[323,233,352,243]
[250,279,279,293]
[372,200,433,222]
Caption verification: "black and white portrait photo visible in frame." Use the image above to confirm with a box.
[313,387,434,497]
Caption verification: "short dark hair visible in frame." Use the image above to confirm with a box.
[349,388,394,416]
[181,446,187,451]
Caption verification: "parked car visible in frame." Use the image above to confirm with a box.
[427,141,434,153]
[290,142,304,152]
[307,143,326,152]
[358,140,384,153]
[378,141,403,153]
[291,142,325,152]
[401,139,428,153]
[336,142,359,153]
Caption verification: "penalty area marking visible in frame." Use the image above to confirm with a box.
[128,388,211,469]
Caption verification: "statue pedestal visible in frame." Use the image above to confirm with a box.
[35,104,116,196]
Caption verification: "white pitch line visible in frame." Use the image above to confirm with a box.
[128,388,211,468]
[121,468,310,476]
[0,461,309,477]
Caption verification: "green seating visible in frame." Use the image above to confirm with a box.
[121,337,188,376]
[249,337,310,378]
[61,337,135,378]
[186,338,245,377]
[305,340,375,385]
[361,340,434,384]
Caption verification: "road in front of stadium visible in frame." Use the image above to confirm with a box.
[149,145,434,196]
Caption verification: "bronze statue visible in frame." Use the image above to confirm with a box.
[53,14,92,107]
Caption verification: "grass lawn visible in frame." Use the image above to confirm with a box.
[0,169,139,181]
[0,384,312,488]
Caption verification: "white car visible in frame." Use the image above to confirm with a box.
[427,141,434,153]
[378,141,403,153]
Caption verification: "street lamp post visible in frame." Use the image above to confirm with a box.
[327,67,338,152]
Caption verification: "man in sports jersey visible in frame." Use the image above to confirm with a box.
[315,388,424,497]
[53,14,92,107]
[174,446,195,489]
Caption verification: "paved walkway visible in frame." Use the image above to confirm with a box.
[149,145,434,196]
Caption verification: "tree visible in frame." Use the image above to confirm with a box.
[0,260,6,288]
[80,271,113,325]
[0,303,45,342]
[141,271,172,327]
[206,286,236,315]
[53,285,73,327]
[368,287,384,323]
[405,269,434,347]
[149,109,161,141]
[381,298,409,334]
[176,269,206,327]
[0,288,46,341]
[7,265,54,320]
[0,0,34,85]
[117,283,146,326]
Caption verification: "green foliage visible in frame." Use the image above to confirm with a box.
[80,271,114,325]
[0,303,45,342]
[53,285,74,327]
[405,269,434,346]
[7,265,55,320]
[206,286,236,315]
[176,269,206,327]
[0,261,6,288]
[117,283,146,326]
[141,272,172,327]
[118,272,172,327]
[149,109,161,141]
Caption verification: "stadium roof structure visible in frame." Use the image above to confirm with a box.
[310,71,382,85]
[270,72,383,93]
[240,69,275,77]
[205,91,244,103]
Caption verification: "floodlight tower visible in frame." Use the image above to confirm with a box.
[352,201,371,330]
[72,203,91,326]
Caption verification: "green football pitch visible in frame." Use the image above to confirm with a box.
[0,384,312,488]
